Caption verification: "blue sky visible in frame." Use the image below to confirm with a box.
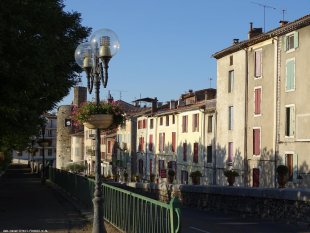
[58,0,310,107]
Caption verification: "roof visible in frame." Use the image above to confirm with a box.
[213,14,310,59]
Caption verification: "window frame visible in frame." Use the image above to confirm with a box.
[228,106,234,130]
[228,70,234,93]
[285,58,296,92]
[254,86,262,116]
[254,49,262,78]
[253,127,261,156]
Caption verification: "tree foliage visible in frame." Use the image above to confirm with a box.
[0,0,91,149]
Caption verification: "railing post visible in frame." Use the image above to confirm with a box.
[169,197,181,233]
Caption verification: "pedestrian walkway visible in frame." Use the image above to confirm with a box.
[0,164,91,232]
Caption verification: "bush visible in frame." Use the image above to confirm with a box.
[224,169,239,177]
[190,170,202,178]
[66,163,86,174]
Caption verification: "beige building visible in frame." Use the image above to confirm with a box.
[213,15,310,188]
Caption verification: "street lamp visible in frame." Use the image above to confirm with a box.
[75,28,120,233]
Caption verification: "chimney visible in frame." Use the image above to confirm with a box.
[279,20,288,27]
[248,22,263,39]
[170,100,177,109]
[233,38,239,44]
[152,97,158,114]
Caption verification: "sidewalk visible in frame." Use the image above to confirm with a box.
[0,164,120,233]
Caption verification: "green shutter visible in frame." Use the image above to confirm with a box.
[286,60,295,91]
[294,31,299,48]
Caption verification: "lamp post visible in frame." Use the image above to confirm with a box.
[75,28,120,233]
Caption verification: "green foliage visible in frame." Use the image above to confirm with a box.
[276,165,289,176]
[72,101,125,130]
[0,151,12,171]
[0,0,91,149]
[224,169,239,177]
[190,170,202,178]
[66,163,86,174]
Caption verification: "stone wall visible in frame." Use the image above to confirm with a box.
[178,185,310,224]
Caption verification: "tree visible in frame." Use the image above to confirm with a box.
[0,0,91,149]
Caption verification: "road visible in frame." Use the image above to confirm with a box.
[181,207,309,233]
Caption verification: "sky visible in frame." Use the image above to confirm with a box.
[58,0,310,107]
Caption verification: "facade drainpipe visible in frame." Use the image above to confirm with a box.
[274,36,281,188]
[244,48,249,187]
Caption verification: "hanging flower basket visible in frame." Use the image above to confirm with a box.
[72,101,125,130]
[83,114,113,129]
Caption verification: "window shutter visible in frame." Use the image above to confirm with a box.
[172,132,176,152]
[193,143,198,163]
[255,51,262,77]
[294,31,299,48]
[149,134,153,152]
[162,133,165,152]
[286,60,295,90]
[255,88,261,114]
[253,129,260,155]
[183,143,187,161]
[283,36,287,51]
[290,106,295,136]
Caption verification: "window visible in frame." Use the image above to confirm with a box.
[160,117,163,126]
[149,134,153,152]
[192,113,199,132]
[253,128,261,155]
[228,142,233,162]
[286,154,294,181]
[228,106,234,130]
[139,137,144,152]
[101,152,105,160]
[285,105,295,137]
[158,160,165,178]
[284,32,298,51]
[183,143,187,161]
[254,87,262,115]
[168,161,177,177]
[255,50,262,78]
[193,142,198,163]
[207,146,212,163]
[228,70,234,93]
[142,119,147,128]
[107,141,112,154]
[166,115,169,126]
[150,119,154,129]
[208,115,213,133]
[286,59,295,91]
[182,115,188,132]
[137,120,141,129]
[171,132,176,153]
[158,133,165,153]
[229,55,233,66]
[181,170,188,184]
[172,115,175,124]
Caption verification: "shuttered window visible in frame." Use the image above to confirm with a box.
[253,128,261,155]
[228,70,234,93]
[192,113,199,132]
[228,106,234,130]
[182,115,188,132]
[207,146,212,163]
[171,132,176,153]
[254,88,262,115]
[193,142,199,163]
[286,59,295,91]
[149,134,153,152]
[255,50,262,77]
[284,31,298,51]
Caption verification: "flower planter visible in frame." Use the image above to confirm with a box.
[227,176,235,186]
[83,114,113,129]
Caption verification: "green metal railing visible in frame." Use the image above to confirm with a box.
[49,167,181,233]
